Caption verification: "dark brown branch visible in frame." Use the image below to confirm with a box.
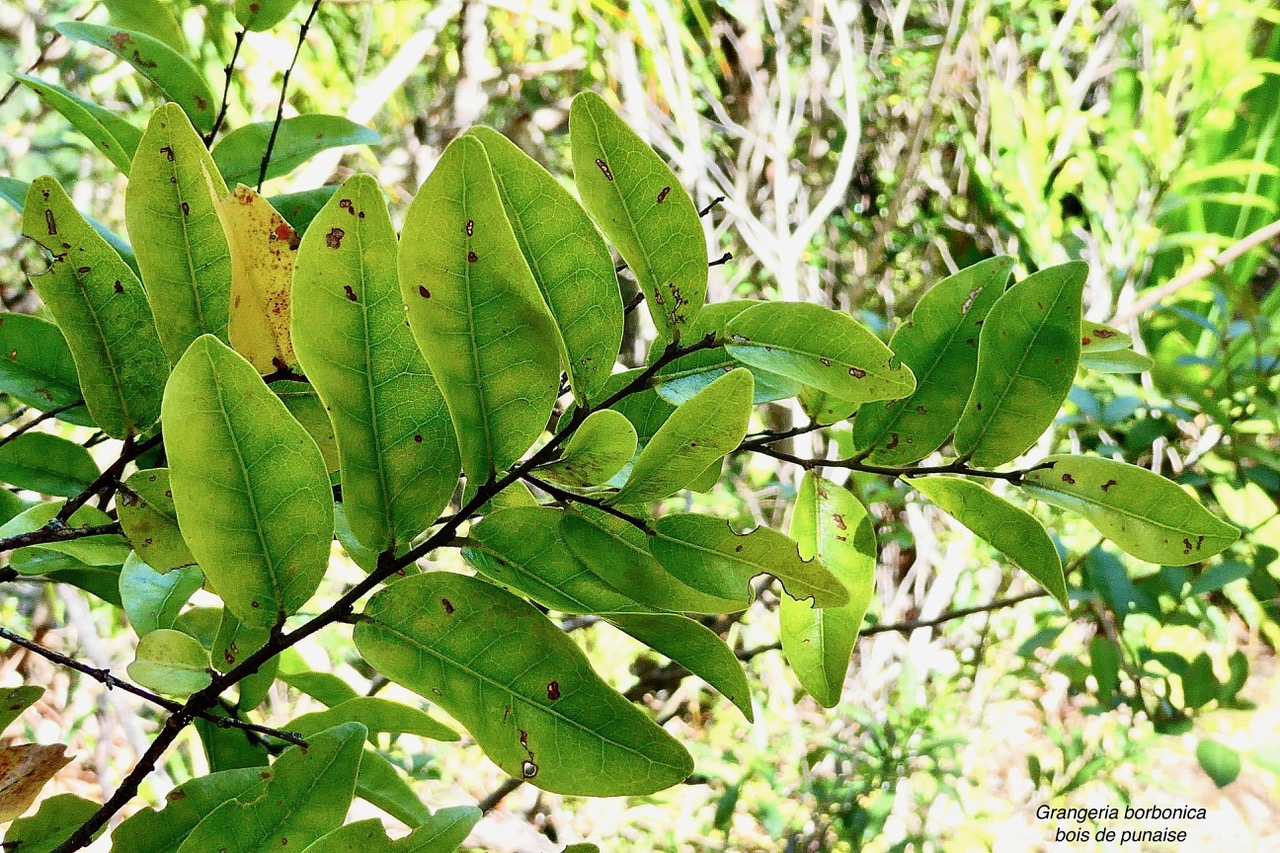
[522,474,653,534]
[0,627,306,746]
[0,3,95,107]
[257,0,323,190]
[0,401,85,450]
[204,28,247,146]
[0,522,122,554]
[709,251,732,267]
[698,196,725,218]
[478,778,524,813]
[736,589,1051,662]
[57,433,163,522]
[742,441,1048,485]
[622,290,646,316]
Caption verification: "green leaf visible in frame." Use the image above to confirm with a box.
[1197,738,1241,788]
[0,176,137,274]
[212,609,278,710]
[280,669,360,708]
[467,126,623,405]
[650,300,801,406]
[274,380,340,472]
[213,116,381,187]
[1079,349,1154,374]
[126,103,232,363]
[569,91,707,342]
[780,474,877,708]
[611,368,752,505]
[110,768,266,853]
[650,513,849,608]
[537,409,636,488]
[56,23,216,131]
[852,257,1012,464]
[398,135,560,482]
[14,74,142,174]
[117,468,197,572]
[293,175,459,551]
[270,186,339,235]
[195,710,269,771]
[235,0,301,31]
[354,573,694,795]
[952,262,1087,466]
[1021,455,1240,566]
[128,627,213,695]
[604,613,754,720]
[353,748,431,826]
[0,432,99,497]
[560,508,744,613]
[464,506,649,614]
[177,723,367,853]
[0,313,90,426]
[725,302,916,406]
[0,501,128,567]
[2,793,99,853]
[290,697,458,742]
[105,0,187,52]
[0,687,42,734]
[300,809,482,853]
[120,552,202,635]
[912,476,1067,607]
[20,176,168,438]
[1079,321,1132,353]
[162,335,334,627]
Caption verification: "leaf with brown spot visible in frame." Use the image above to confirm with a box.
[0,743,73,822]
[1022,454,1239,566]
[217,184,300,373]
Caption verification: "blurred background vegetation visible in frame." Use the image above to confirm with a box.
[2,0,1280,850]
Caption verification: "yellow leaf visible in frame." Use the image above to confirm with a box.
[0,743,74,822]
[217,184,300,374]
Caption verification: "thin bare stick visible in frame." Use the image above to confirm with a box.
[204,28,248,145]
[257,0,323,190]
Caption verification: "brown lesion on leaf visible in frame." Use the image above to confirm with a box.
[1062,473,1076,484]
[130,50,157,69]
[465,219,474,237]
[113,280,124,294]
[832,513,847,531]
[547,681,560,701]
[467,251,478,263]
[343,285,357,302]
[44,209,57,235]
[1093,328,1116,339]
[849,367,867,378]
[159,145,174,161]
[885,433,900,451]
[595,158,613,181]
[441,598,455,614]
[819,357,831,366]
[109,31,132,50]
[1101,479,1118,492]
[657,186,671,203]
[339,198,355,216]
[413,433,423,443]
[325,227,345,249]
[1183,537,1193,555]
[418,285,431,299]
[1082,337,1092,346]
[180,201,190,216]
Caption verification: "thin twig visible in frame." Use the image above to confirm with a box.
[0,627,306,746]
[742,441,1048,484]
[698,196,726,217]
[204,28,248,145]
[736,590,1051,662]
[58,433,163,522]
[0,401,85,450]
[522,473,654,534]
[0,522,122,554]
[478,778,524,813]
[257,0,323,190]
[0,2,98,106]
[0,406,31,428]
